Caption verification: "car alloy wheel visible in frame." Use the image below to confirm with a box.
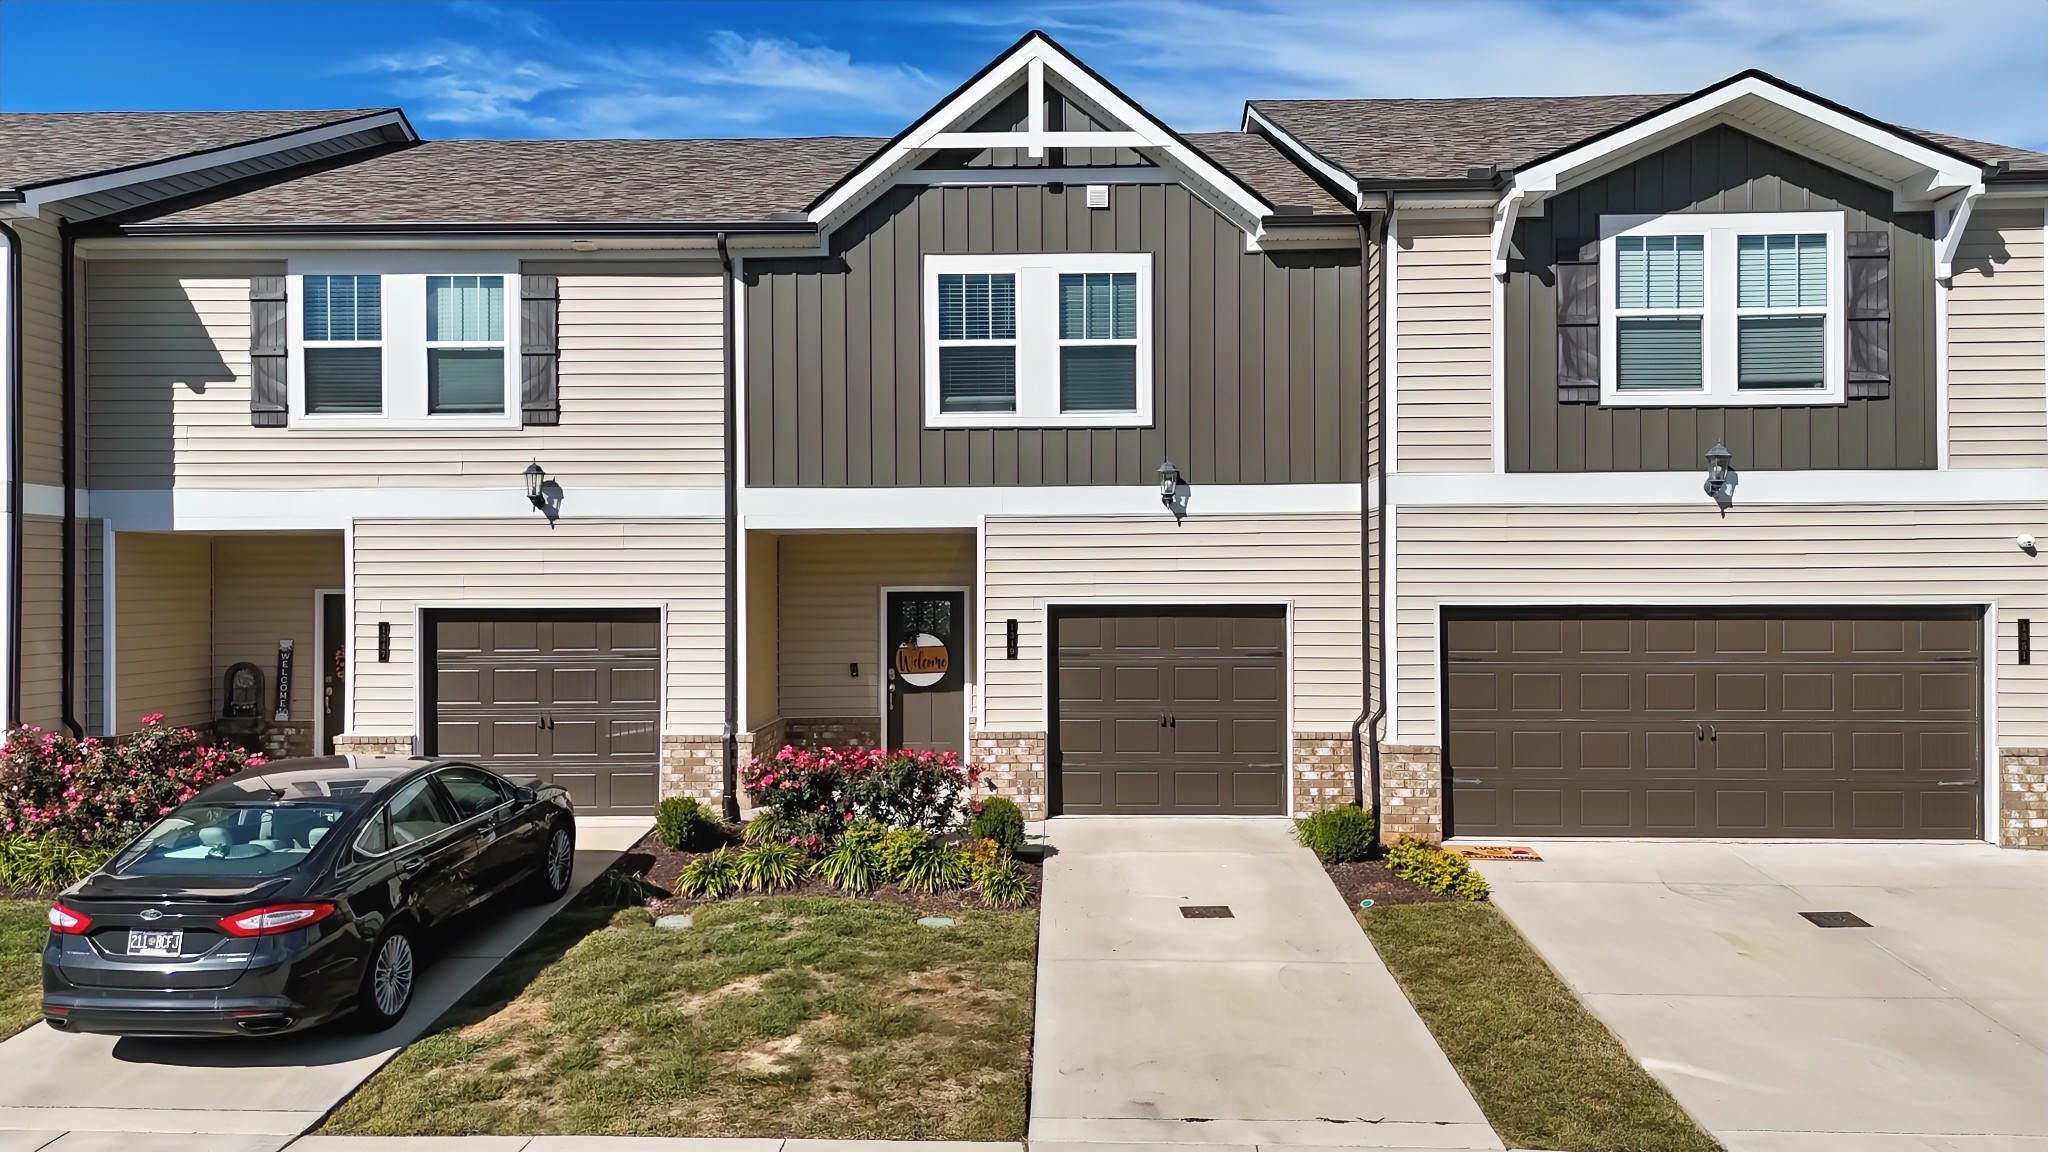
[545,827,574,893]
[371,932,415,1018]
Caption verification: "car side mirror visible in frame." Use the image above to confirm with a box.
[514,787,538,805]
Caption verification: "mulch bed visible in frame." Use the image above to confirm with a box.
[1323,859,1460,907]
[623,831,1044,916]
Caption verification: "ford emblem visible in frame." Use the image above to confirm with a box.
[139,908,164,921]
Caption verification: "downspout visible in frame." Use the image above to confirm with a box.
[58,222,80,738]
[1364,208,1391,847]
[1349,215,1370,812]
[716,232,741,822]
[0,219,21,731]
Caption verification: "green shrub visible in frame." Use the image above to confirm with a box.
[0,834,115,892]
[875,827,930,881]
[1386,838,1489,901]
[899,840,969,893]
[1295,805,1376,864]
[966,796,1025,855]
[1,716,264,843]
[815,831,882,893]
[587,866,657,907]
[676,847,742,898]
[734,841,805,892]
[973,856,1031,908]
[741,810,791,846]
[653,796,728,852]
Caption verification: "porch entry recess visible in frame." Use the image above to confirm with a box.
[884,588,968,753]
[424,609,661,816]
[1444,606,1984,839]
[1052,605,1287,816]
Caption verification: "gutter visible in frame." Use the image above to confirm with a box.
[59,222,80,737]
[0,219,20,730]
[94,220,823,240]
[716,232,741,822]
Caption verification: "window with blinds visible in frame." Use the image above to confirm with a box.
[303,274,383,413]
[936,272,1017,413]
[1614,236,1704,391]
[426,275,507,413]
[1057,272,1139,412]
[1735,234,1826,389]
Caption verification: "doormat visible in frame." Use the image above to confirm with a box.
[1446,845,1543,861]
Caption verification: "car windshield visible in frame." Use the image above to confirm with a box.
[112,802,350,877]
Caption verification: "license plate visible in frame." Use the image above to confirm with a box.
[125,929,183,957]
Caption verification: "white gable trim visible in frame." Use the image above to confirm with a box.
[807,33,1273,240]
[1242,105,1363,211]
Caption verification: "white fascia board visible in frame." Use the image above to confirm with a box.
[1391,468,2048,507]
[89,485,726,532]
[18,111,413,215]
[1511,77,1982,213]
[810,35,1271,238]
[1241,105,1363,210]
[741,482,1365,530]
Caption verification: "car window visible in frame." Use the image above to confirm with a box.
[112,803,349,876]
[355,808,391,855]
[386,777,456,846]
[435,766,512,821]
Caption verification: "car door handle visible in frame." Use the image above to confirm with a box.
[400,857,425,873]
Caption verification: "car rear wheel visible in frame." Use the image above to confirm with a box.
[529,823,575,903]
[354,928,416,1031]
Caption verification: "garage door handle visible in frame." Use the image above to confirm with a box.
[1935,780,1975,787]
[1452,777,1481,785]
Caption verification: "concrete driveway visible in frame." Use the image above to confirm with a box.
[1030,817,1501,1150]
[1475,841,2048,1152]
[0,816,648,1136]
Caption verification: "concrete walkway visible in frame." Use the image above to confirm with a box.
[1029,818,1501,1151]
[0,817,650,1136]
[1475,841,2048,1152]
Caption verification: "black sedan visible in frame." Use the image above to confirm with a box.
[41,756,575,1037]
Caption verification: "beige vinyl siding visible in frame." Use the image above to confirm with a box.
[1395,215,1493,473]
[18,516,67,730]
[212,534,344,726]
[1948,206,2047,467]
[981,515,1363,731]
[776,532,975,719]
[349,518,723,738]
[111,532,211,730]
[1393,504,2048,746]
[18,217,64,488]
[85,261,724,489]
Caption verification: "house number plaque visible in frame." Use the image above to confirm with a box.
[892,633,949,688]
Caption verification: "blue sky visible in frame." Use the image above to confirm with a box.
[3,0,2044,150]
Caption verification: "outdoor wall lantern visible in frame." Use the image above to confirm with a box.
[1158,460,1181,504]
[524,461,548,510]
[1703,443,1735,508]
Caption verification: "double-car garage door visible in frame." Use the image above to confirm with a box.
[427,610,661,815]
[1446,608,1984,839]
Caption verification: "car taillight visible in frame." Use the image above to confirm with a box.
[47,904,90,935]
[217,902,336,938]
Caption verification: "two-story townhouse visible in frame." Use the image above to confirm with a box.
[0,109,415,736]
[1254,72,2048,847]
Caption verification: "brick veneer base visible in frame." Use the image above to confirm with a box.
[783,717,881,749]
[2002,748,2048,849]
[1378,744,1444,843]
[1293,732,1358,813]
[333,734,414,757]
[969,731,1048,819]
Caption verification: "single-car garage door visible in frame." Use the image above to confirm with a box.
[1446,608,1983,838]
[427,610,661,815]
[1054,607,1286,815]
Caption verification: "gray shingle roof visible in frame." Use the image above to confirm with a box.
[0,109,396,192]
[1184,131,1350,216]
[1249,94,2048,184]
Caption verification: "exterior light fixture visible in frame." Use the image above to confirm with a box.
[1703,443,1734,504]
[524,461,548,510]
[1157,460,1181,505]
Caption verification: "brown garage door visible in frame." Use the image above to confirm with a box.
[1446,609,1983,838]
[1054,608,1286,815]
[428,610,661,815]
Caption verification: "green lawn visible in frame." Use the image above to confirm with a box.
[0,899,48,1038]
[1362,902,1721,1152]
[323,891,1037,1140]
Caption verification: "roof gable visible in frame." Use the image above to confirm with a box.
[806,31,1278,241]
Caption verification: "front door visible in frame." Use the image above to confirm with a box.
[320,593,345,756]
[885,590,966,753]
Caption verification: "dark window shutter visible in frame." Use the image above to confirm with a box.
[1845,230,1890,400]
[1555,239,1600,403]
[249,276,288,427]
[520,274,560,426]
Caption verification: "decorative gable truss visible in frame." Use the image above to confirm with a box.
[1491,71,1992,277]
[805,32,1287,250]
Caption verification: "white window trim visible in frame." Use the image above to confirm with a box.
[1598,211,1847,407]
[923,251,1154,429]
[287,264,521,430]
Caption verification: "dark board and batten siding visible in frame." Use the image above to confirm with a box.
[745,183,1362,487]
[1507,125,1937,472]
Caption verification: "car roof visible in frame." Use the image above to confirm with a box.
[195,755,446,805]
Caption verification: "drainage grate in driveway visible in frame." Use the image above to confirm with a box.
[1180,905,1233,918]
[1800,911,1871,928]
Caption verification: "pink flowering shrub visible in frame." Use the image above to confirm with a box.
[0,714,265,843]
[742,745,984,841]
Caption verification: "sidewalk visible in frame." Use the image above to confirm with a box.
[1027,818,1502,1150]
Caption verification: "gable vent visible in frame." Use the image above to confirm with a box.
[1086,184,1110,209]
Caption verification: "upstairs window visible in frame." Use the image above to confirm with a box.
[289,266,518,428]
[1599,212,1844,406]
[425,275,507,414]
[303,274,382,414]
[924,253,1152,428]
